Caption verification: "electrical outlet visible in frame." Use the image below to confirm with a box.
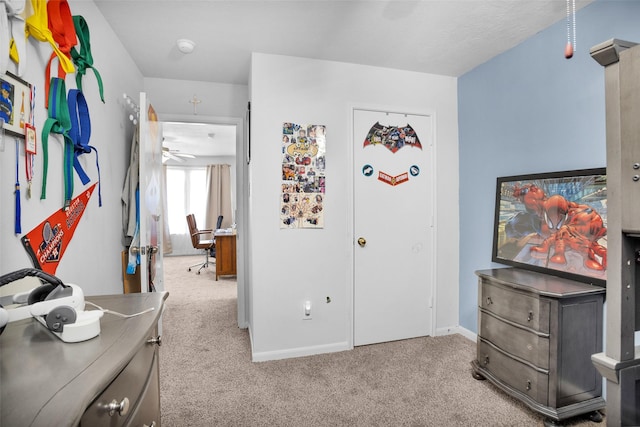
[303,300,312,320]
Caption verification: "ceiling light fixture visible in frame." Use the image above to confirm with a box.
[177,38,196,54]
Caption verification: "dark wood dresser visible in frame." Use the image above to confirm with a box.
[472,268,605,426]
[0,291,168,427]
[215,231,237,280]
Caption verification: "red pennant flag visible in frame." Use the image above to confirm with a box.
[21,183,97,274]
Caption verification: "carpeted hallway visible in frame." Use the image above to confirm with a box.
[159,255,603,427]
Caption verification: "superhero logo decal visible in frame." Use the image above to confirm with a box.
[361,121,425,188]
[363,122,422,153]
[378,171,409,186]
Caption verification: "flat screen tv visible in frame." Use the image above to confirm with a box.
[492,168,607,287]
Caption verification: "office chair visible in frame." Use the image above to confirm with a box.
[186,214,214,274]
[209,215,224,259]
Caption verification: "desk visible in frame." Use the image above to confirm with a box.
[215,231,237,280]
[0,291,168,427]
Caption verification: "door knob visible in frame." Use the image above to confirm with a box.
[130,246,145,255]
[357,237,366,247]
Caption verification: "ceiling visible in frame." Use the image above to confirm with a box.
[162,121,237,159]
[94,0,594,158]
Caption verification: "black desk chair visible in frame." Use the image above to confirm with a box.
[209,215,224,258]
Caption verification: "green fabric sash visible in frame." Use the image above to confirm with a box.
[41,77,74,209]
[71,15,104,103]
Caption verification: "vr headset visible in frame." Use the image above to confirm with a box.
[0,268,102,343]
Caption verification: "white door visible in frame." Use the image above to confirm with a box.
[136,92,164,293]
[353,109,433,346]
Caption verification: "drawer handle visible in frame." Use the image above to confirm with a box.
[483,356,490,366]
[147,335,162,346]
[526,380,531,391]
[486,296,493,305]
[107,397,130,417]
[527,311,533,322]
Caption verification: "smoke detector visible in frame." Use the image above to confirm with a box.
[176,39,196,54]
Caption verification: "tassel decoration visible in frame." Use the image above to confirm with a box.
[565,0,576,59]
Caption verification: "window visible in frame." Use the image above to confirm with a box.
[166,166,207,234]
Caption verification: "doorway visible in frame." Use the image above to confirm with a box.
[353,108,435,346]
[161,114,247,329]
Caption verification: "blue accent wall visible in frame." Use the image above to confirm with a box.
[458,0,640,332]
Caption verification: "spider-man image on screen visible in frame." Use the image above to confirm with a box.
[492,168,607,286]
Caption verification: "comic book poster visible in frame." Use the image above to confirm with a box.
[281,123,326,229]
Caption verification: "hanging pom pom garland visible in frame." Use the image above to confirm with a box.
[565,0,576,59]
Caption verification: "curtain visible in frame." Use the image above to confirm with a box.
[205,164,232,230]
[161,165,173,254]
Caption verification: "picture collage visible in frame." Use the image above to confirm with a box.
[281,122,326,229]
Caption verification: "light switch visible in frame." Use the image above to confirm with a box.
[303,300,312,319]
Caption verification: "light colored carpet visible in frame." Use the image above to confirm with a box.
[159,255,603,426]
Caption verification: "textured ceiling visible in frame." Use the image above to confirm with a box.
[94,0,594,158]
[94,0,593,85]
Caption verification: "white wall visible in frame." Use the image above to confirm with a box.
[0,1,143,295]
[143,78,248,118]
[248,53,459,361]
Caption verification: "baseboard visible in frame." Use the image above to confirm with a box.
[249,328,477,362]
[248,325,255,357]
[435,325,476,342]
[251,341,351,362]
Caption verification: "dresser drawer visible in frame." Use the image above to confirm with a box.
[80,339,157,426]
[478,339,549,405]
[474,269,605,422]
[126,351,161,427]
[480,281,550,333]
[480,311,550,370]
